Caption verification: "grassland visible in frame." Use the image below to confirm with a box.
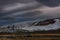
[0,33,60,40]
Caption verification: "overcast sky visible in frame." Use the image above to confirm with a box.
[1,0,60,31]
[0,0,60,25]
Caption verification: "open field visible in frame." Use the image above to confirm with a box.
[0,33,60,40]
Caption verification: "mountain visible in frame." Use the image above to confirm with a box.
[0,17,60,33]
[0,0,60,33]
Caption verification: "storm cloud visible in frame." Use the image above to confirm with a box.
[0,0,60,31]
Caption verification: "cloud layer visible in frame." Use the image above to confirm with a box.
[0,0,60,31]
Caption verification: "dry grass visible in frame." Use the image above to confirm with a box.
[0,33,60,40]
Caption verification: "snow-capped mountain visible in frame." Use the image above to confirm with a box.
[0,17,60,32]
[0,0,60,32]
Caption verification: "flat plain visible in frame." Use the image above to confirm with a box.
[0,33,60,40]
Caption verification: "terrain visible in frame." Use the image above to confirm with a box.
[0,33,60,40]
[0,17,60,40]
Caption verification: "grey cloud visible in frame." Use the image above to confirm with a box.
[1,1,40,13]
[37,0,60,7]
[0,0,60,31]
[0,0,60,26]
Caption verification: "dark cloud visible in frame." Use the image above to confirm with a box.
[0,0,36,6]
[37,0,60,7]
[0,0,60,32]
[0,0,60,26]
[0,0,21,5]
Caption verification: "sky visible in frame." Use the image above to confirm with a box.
[1,0,60,19]
[0,0,60,31]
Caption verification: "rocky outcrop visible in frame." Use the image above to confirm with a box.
[32,19,56,26]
